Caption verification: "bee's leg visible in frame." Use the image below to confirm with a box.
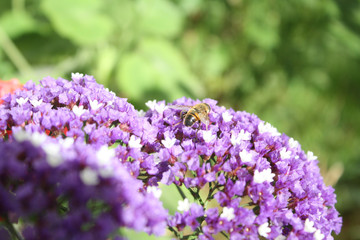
[197,122,202,131]
[172,111,186,128]
[180,110,187,120]
[172,121,182,127]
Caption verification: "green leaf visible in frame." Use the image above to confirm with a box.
[135,0,184,38]
[0,10,37,38]
[94,45,118,85]
[159,183,194,215]
[120,227,173,240]
[201,42,230,79]
[328,21,360,56]
[243,2,280,50]
[119,183,188,239]
[117,52,155,100]
[116,38,204,103]
[353,6,360,25]
[41,0,114,45]
[178,0,203,15]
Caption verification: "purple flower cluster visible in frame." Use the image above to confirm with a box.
[0,131,167,240]
[144,98,342,239]
[0,73,159,179]
[0,74,156,148]
[0,74,342,239]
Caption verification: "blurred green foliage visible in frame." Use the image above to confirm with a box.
[1,0,360,239]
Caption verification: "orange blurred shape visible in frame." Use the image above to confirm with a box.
[0,78,23,104]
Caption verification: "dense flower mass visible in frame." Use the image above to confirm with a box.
[0,74,341,239]
[144,98,342,240]
[0,131,167,239]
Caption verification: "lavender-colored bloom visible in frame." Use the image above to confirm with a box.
[0,74,341,239]
[0,75,165,186]
[0,132,168,239]
[0,75,148,151]
[143,97,341,239]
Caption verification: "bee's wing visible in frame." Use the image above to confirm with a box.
[198,112,210,126]
[167,105,191,111]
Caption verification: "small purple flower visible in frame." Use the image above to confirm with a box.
[0,131,168,239]
[145,97,342,239]
[0,74,341,239]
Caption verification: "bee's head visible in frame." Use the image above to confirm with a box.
[180,111,187,119]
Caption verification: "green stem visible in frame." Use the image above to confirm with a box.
[0,25,33,76]
[220,231,229,239]
[175,185,186,200]
[189,188,204,206]
[168,226,180,238]
[3,216,24,240]
[207,182,222,201]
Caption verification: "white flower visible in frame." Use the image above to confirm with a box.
[222,111,233,122]
[107,100,114,107]
[307,151,318,161]
[42,143,63,167]
[106,88,115,96]
[155,102,166,114]
[13,130,46,146]
[177,198,191,212]
[29,132,47,146]
[72,105,86,117]
[258,122,281,136]
[153,153,161,165]
[220,207,235,221]
[230,130,251,146]
[13,131,64,167]
[288,138,299,148]
[137,109,146,117]
[71,72,84,80]
[161,136,176,148]
[314,229,325,240]
[202,130,215,143]
[146,100,167,114]
[253,168,275,184]
[147,186,162,199]
[280,147,291,159]
[304,218,316,233]
[59,137,74,148]
[145,100,157,111]
[239,149,254,163]
[96,145,115,167]
[258,222,271,238]
[13,130,30,142]
[128,135,142,149]
[275,235,286,240]
[89,99,104,111]
[30,99,43,107]
[16,97,28,106]
[80,167,99,186]
[239,129,251,140]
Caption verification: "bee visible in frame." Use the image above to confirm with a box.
[169,103,211,130]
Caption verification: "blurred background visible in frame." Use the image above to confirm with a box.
[0,0,359,239]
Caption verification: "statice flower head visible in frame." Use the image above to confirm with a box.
[0,74,162,180]
[0,74,341,239]
[0,74,157,148]
[0,131,168,239]
[144,97,342,239]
